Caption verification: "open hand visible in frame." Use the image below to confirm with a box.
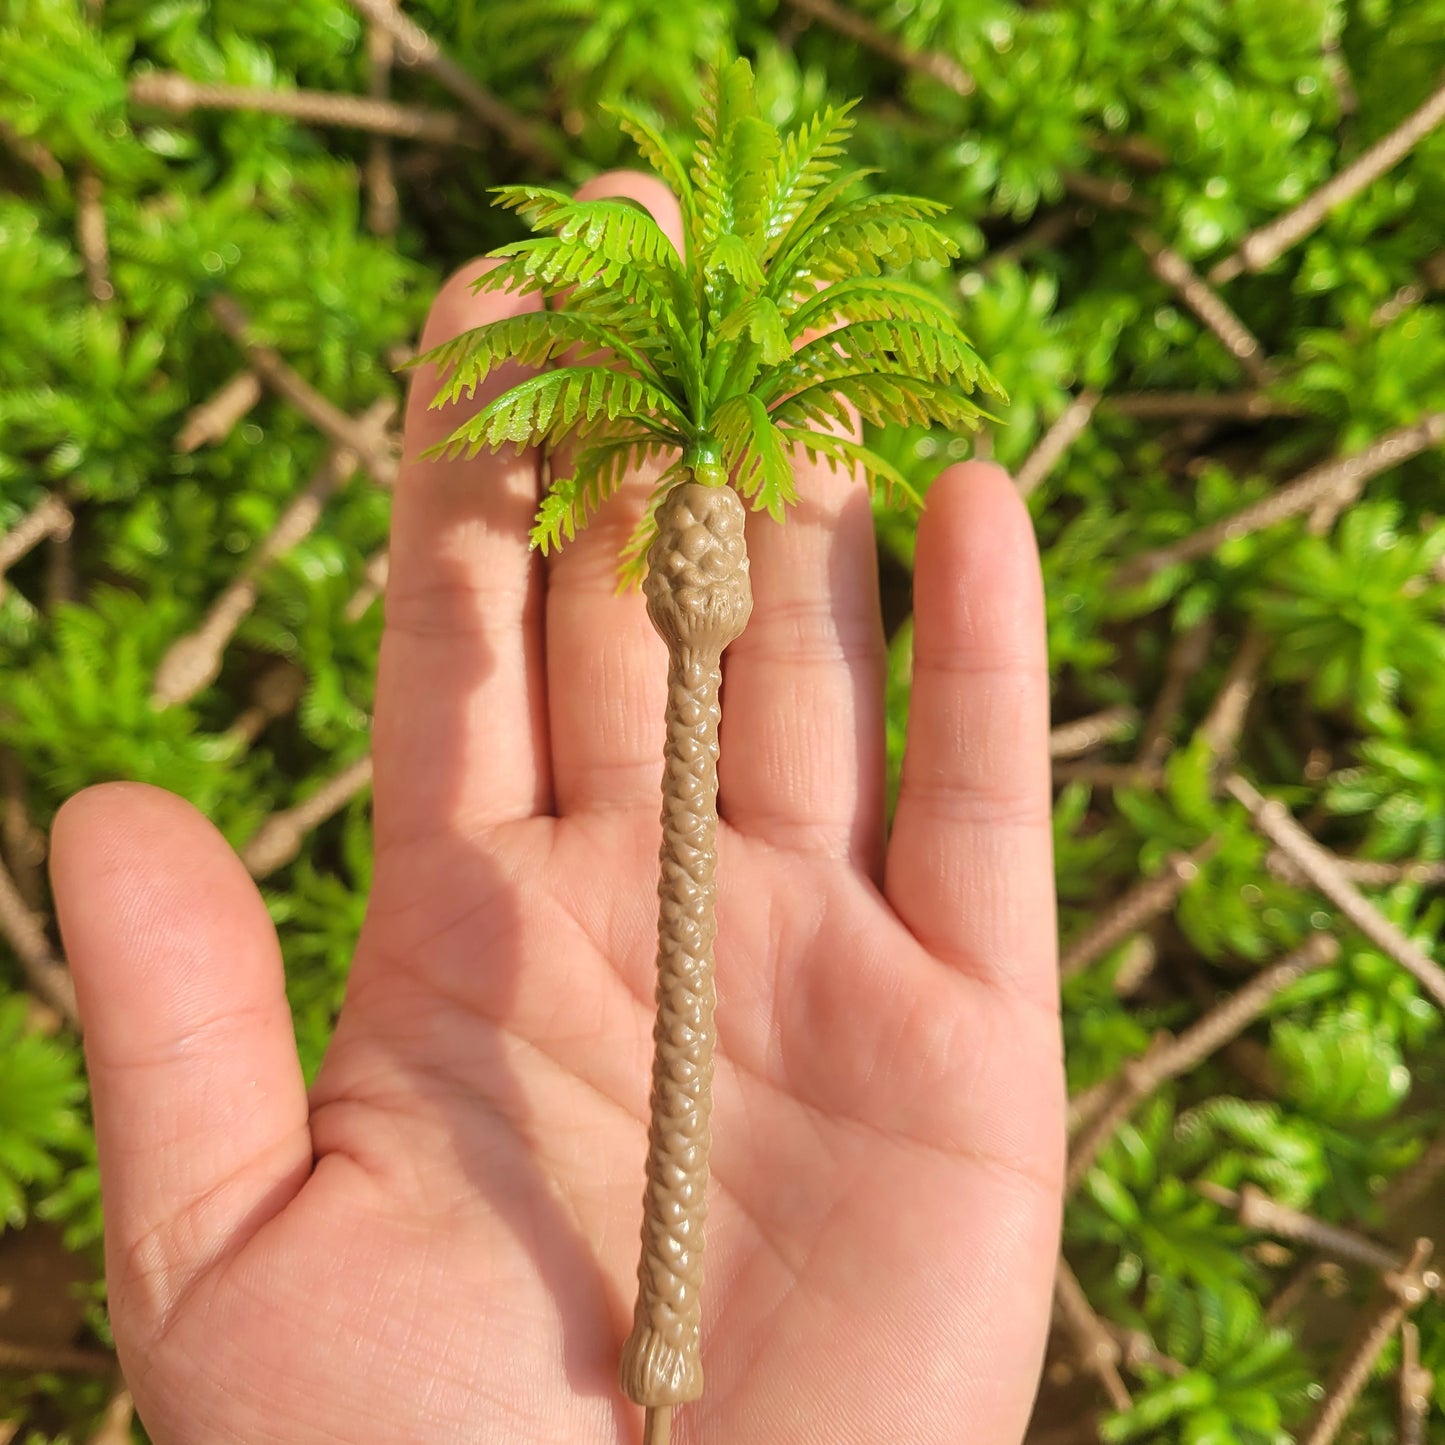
[51,172,1063,1445]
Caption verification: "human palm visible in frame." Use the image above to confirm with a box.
[50,174,1063,1445]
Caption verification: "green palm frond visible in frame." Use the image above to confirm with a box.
[779,427,921,509]
[432,367,688,459]
[532,431,665,552]
[764,319,997,401]
[432,56,999,574]
[763,102,857,253]
[713,393,795,519]
[422,311,645,407]
[783,276,969,340]
[773,372,990,434]
[605,101,696,229]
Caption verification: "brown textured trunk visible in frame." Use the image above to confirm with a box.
[620,481,752,1426]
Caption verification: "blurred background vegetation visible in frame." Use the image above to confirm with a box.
[3,0,1445,1440]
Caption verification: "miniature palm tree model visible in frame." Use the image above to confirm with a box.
[423,58,1001,1440]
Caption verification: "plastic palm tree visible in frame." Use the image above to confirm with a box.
[422,57,1001,1440]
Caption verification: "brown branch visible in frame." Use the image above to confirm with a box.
[1136,620,1215,768]
[129,72,472,145]
[0,749,46,913]
[75,168,113,303]
[1138,233,1272,383]
[174,369,263,453]
[1067,935,1338,1189]
[1016,390,1100,497]
[86,1378,135,1445]
[0,1338,115,1375]
[365,2,400,236]
[1049,705,1137,760]
[343,0,557,164]
[1400,1321,1433,1445]
[1297,1240,1437,1445]
[153,399,394,708]
[1370,282,1426,330]
[783,0,974,94]
[1062,170,1147,214]
[1051,760,1165,789]
[242,754,374,877]
[1116,413,1445,584]
[1053,1258,1132,1411]
[345,547,390,620]
[1378,1127,1445,1218]
[1228,774,1445,1012]
[1103,390,1300,421]
[1265,849,1445,890]
[0,116,62,181]
[1060,842,1215,981]
[1211,75,1445,284]
[209,295,398,486]
[1193,626,1269,770]
[1197,1182,1403,1273]
[0,493,74,597]
[225,662,308,750]
[0,855,78,1026]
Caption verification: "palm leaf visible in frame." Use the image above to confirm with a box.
[713,393,795,519]
[776,196,957,290]
[772,372,989,433]
[422,311,642,407]
[784,276,969,341]
[780,426,922,509]
[606,101,695,229]
[714,296,791,365]
[763,319,994,402]
[431,367,689,459]
[763,102,857,251]
[691,58,779,255]
[531,430,665,552]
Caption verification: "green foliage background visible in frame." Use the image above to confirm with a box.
[2,0,1445,1439]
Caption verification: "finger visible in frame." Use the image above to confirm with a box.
[717,440,887,876]
[885,463,1056,1004]
[49,783,312,1326]
[373,259,550,847]
[545,172,685,815]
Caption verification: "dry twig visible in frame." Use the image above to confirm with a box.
[1193,627,1269,770]
[1136,620,1214,768]
[243,754,374,877]
[345,548,390,620]
[344,0,556,164]
[1139,233,1272,383]
[1197,1182,1403,1273]
[1049,705,1137,761]
[1060,842,1215,981]
[225,662,308,750]
[1211,76,1445,284]
[0,854,78,1026]
[365,2,400,235]
[1066,935,1338,1188]
[175,369,264,453]
[1297,1240,1437,1445]
[1116,413,1445,584]
[209,295,399,486]
[1228,774,1445,1012]
[0,1339,115,1375]
[75,168,113,303]
[1016,390,1100,497]
[783,0,974,94]
[1053,1257,1132,1412]
[0,750,46,913]
[1400,1321,1433,1445]
[1103,391,1301,422]
[0,493,74,598]
[130,72,472,146]
[153,399,394,707]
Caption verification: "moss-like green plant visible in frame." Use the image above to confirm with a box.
[421,56,999,1436]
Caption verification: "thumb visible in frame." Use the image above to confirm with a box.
[50,783,312,1330]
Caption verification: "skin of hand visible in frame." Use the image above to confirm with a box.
[49,172,1065,1445]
